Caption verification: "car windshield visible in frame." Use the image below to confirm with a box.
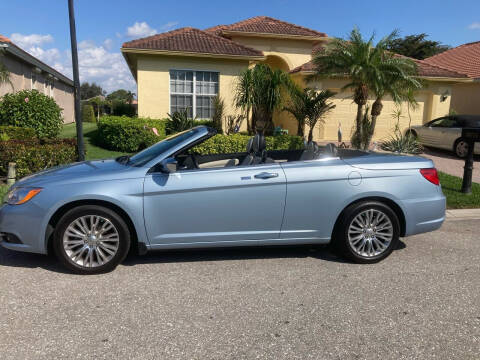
[128,128,200,167]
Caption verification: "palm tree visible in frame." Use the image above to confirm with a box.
[235,63,292,134]
[126,91,135,104]
[303,89,336,142]
[312,27,419,149]
[0,49,13,91]
[283,85,308,137]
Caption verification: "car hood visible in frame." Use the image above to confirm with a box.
[14,159,143,187]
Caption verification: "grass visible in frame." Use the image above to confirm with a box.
[0,184,8,201]
[438,171,480,209]
[60,122,127,161]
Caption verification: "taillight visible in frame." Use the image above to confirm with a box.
[420,168,440,185]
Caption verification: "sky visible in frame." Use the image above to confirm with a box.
[1,0,479,94]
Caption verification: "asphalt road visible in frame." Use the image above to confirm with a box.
[0,219,479,360]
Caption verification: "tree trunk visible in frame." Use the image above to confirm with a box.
[365,97,383,149]
[308,127,313,143]
[297,120,304,137]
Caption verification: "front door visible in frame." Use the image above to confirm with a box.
[143,163,286,247]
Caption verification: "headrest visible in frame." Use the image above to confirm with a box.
[251,134,266,153]
[305,141,319,153]
[246,138,254,153]
[325,143,338,157]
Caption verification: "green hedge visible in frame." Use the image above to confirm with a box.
[0,125,36,140]
[192,134,304,155]
[97,116,167,152]
[0,89,63,138]
[0,139,78,178]
[82,104,95,123]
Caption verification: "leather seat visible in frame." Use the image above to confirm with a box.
[300,141,320,161]
[241,134,273,166]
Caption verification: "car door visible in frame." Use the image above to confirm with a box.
[420,118,448,146]
[143,162,287,247]
[279,158,353,242]
[436,117,462,150]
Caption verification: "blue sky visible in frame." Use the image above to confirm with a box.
[1,0,479,93]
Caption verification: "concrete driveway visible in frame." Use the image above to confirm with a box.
[0,219,479,360]
[421,147,480,183]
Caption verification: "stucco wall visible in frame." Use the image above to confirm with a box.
[137,55,249,125]
[229,36,315,70]
[0,52,74,123]
[277,76,452,142]
[450,82,480,115]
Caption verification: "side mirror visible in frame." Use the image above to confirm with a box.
[158,157,178,173]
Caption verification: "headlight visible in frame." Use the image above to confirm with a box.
[5,187,42,205]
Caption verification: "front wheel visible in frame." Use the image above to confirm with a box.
[454,138,469,158]
[53,205,131,274]
[334,201,400,263]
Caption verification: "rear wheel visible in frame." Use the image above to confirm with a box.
[454,138,469,158]
[334,201,400,263]
[53,205,131,274]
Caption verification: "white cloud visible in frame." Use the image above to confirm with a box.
[103,38,113,50]
[160,21,179,32]
[10,33,54,48]
[126,21,157,37]
[468,22,480,30]
[17,35,135,93]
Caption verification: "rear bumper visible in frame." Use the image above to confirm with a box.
[402,194,446,237]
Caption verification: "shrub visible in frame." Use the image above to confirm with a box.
[0,138,78,178]
[166,109,195,134]
[0,89,63,138]
[82,104,95,123]
[0,125,36,140]
[212,95,224,133]
[97,116,167,152]
[380,129,423,154]
[112,101,136,117]
[192,134,303,155]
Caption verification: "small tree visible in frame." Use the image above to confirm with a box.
[387,33,450,60]
[283,85,308,137]
[212,95,224,133]
[0,49,13,91]
[303,89,336,142]
[82,104,95,123]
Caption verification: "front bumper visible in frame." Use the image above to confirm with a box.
[0,202,48,254]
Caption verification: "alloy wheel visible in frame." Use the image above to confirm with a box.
[63,215,120,268]
[347,209,394,258]
[456,141,469,158]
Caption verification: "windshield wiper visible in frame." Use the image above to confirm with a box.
[115,155,130,165]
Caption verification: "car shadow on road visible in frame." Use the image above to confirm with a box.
[0,240,407,274]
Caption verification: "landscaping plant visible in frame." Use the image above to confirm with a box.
[212,95,224,133]
[0,89,63,138]
[166,109,195,134]
[312,27,420,149]
[82,104,96,123]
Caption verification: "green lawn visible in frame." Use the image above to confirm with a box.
[438,171,480,209]
[0,184,8,201]
[60,122,128,161]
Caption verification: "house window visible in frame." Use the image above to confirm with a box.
[170,70,219,119]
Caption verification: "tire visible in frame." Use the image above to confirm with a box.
[454,138,469,158]
[406,129,417,139]
[333,201,400,264]
[53,205,131,274]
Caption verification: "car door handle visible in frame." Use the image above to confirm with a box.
[254,172,279,179]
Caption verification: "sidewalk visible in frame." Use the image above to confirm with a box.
[446,208,480,220]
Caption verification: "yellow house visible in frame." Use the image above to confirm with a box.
[122,16,471,141]
[424,41,480,116]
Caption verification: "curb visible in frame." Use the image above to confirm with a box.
[445,209,480,220]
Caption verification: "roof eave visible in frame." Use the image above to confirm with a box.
[121,47,265,61]
[121,51,138,82]
[220,30,330,41]
[1,41,74,86]
[419,76,473,83]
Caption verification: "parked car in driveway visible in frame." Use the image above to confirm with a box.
[408,115,480,158]
[0,126,446,274]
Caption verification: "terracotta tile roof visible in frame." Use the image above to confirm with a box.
[122,27,263,57]
[291,55,469,78]
[205,16,327,38]
[0,34,11,43]
[424,41,480,79]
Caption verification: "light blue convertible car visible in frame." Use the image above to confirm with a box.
[0,126,446,274]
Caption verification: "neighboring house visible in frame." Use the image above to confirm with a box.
[424,41,480,116]
[122,16,470,141]
[0,34,75,123]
